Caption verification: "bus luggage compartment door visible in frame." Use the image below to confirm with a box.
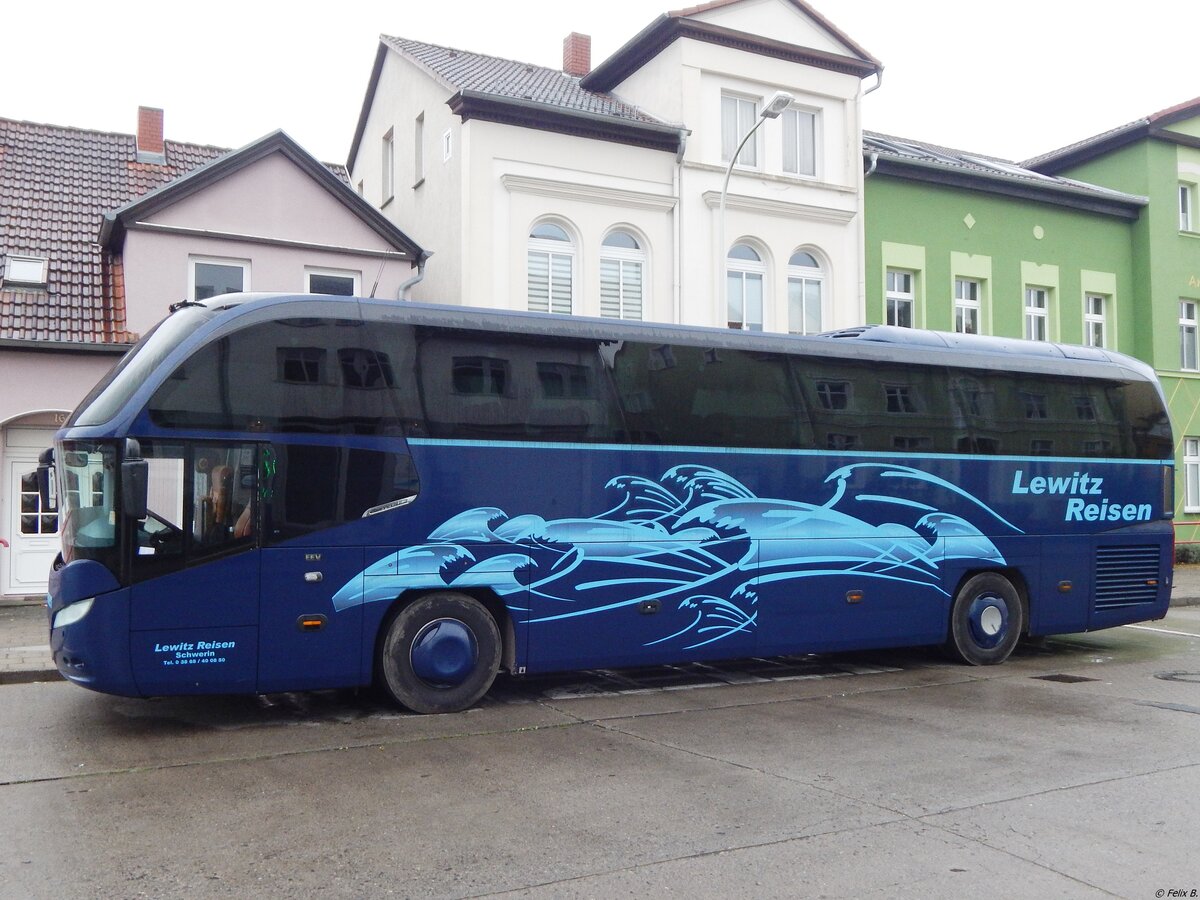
[257,547,365,692]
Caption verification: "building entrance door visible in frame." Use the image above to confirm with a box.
[3,426,60,597]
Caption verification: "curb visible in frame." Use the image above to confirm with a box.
[0,669,61,686]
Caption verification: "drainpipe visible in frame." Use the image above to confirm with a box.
[863,67,884,96]
[673,129,688,324]
[398,252,431,300]
[856,68,883,328]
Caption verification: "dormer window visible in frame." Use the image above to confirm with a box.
[4,255,49,287]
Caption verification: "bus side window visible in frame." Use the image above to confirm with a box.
[263,445,419,543]
[192,445,257,559]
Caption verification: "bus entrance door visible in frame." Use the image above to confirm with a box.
[128,552,261,696]
[257,547,365,692]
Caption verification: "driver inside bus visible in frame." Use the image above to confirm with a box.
[205,465,253,542]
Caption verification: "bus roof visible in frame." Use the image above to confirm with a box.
[193,292,1158,387]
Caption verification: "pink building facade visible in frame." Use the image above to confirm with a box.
[0,111,425,598]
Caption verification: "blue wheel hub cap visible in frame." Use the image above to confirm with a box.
[967,594,1008,649]
[410,618,478,687]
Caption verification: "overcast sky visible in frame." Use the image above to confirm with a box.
[6,0,1197,167]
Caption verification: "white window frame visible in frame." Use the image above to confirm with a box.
[189,256,250,301]
[304,267,361,297]
[787,252,823,335]
[1181,183,1195,232]
[1024,286,1050,341]
[381,127,395,204]
[599,231,645,321]
[781,105,817,177]
[886,269,915,328]
[1084,294,1107,348]
[527,223,575,316]
[1182,301,1199,371]
[721,93,759,168]
[4,255,49,286]
[1186,438,1200,513]
[726,244,766,331]
[955,278,981,335]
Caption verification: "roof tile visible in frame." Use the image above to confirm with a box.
[0,117,227,345]
[381,35,669,127]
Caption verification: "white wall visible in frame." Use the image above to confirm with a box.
[349,53,464,306]
[463,121,678,320]
[617,34,868,331]
[355,0,871,332]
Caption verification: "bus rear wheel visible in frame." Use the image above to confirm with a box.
[944,573,1023,666]
[379,593,501,714]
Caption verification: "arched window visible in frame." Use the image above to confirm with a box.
[600,230,644,320]
[726,243,765,331]
[787,250,824,335]
[527,222,574,315]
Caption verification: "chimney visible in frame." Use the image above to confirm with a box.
[136,106,165,162]
[563,32,591,78]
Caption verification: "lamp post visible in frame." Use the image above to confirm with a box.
[718,90,794,328]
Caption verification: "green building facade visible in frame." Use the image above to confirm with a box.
[1026,102,1200,543]
[862,100,1200,543]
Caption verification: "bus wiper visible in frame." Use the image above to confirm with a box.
[169,299,207,313]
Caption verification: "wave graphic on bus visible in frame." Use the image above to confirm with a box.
[331,463,1015,649]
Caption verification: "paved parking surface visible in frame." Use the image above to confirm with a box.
[3,602,1199,898]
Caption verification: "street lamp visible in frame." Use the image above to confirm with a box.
[718,90,794,327]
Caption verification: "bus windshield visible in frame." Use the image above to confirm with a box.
[58,440,119,569]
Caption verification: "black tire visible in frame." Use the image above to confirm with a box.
[944,573,1023,666]
[378,593,501,714]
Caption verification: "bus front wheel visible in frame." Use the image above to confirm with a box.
[379,593,501,714]
[944,573,1023,666]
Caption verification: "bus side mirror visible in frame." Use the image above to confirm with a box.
[38,448,57,513]
[122,438,148,520]
[122,460,148,520]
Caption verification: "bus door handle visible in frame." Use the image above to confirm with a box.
[304,571,323,583]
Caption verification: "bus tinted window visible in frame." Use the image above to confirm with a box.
[148,318,406,436]
[606,342,811,448]
[148,315,1170,460]
[403,326,624,443]
[264,445,419,543]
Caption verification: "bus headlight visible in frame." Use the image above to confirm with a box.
[53,598,94,630]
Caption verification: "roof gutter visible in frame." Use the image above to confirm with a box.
[868,153,1147,218]
[0,337,132,354]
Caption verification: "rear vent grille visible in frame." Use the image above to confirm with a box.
[1095,545,1161,610]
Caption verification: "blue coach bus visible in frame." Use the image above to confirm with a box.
[43,294,1174,713]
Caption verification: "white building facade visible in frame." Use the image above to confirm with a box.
[348,0,881,334]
